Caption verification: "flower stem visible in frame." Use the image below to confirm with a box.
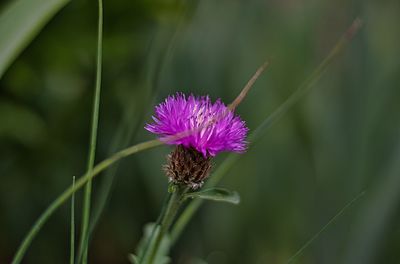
[141,185,188,264]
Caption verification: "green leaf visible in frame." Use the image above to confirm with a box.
[183,188,240,205]
[134,223,171,264]
[0,0,70,78]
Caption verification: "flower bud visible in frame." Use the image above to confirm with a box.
[163,145,212,189]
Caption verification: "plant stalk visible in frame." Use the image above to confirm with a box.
[141,185,188,264]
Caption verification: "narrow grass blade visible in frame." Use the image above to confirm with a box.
[343,142,400,264]
[286,191,366,263]
[78,0,103,262]
[11,139,162,264]
[0,0,70,78]
[170,18,363,245]
[249,18,363,144]
[70,176,76,264]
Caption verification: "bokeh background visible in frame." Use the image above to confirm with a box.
[1,0,400,263]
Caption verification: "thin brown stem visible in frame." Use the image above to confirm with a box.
[228,60,270,111]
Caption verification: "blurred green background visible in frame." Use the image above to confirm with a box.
[1,0,400,263]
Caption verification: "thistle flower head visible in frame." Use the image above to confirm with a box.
[145,93,249,157]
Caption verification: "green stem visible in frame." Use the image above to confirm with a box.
[170,18,363,246]
[169,197,200,245]
[141,185,188,264]
[78,0,103,262]
[11,139,162,264]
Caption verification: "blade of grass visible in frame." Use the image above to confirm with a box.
[343,141,400,264]
[12,139,162,264]
[78,0,103,262]
[286,191,365,264]
[286,191,366,263]
[0,0,70,78]
[170,18,363,244]
[70,176,76,264]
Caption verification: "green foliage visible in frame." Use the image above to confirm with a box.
[0,0,70,78]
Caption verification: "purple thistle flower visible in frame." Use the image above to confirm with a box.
[145,93,249,157]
